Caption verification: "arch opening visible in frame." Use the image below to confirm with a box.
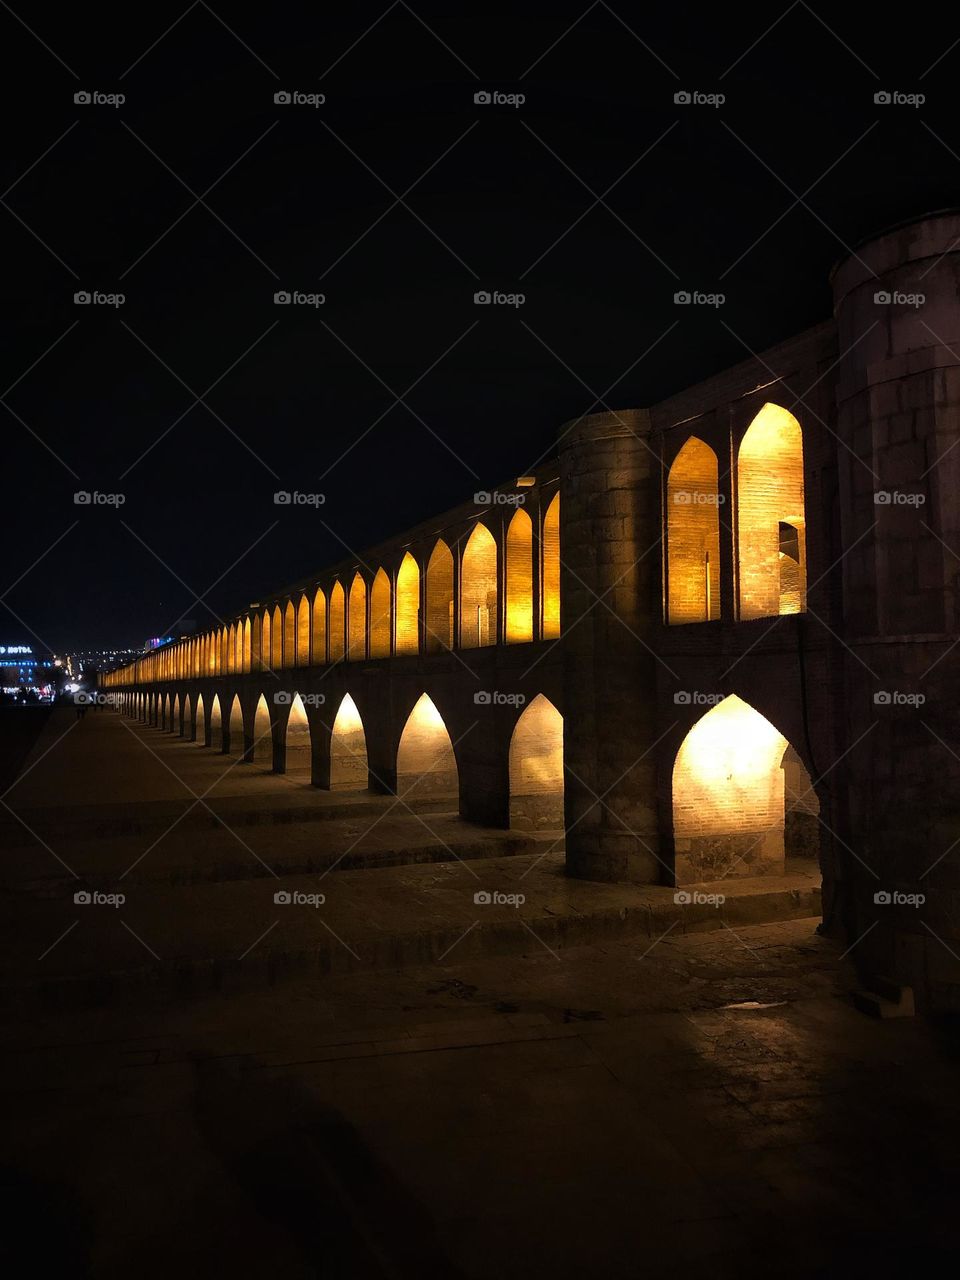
[284,601,296,668]
[397,693,458,799]
[509,694,564,830]
[460,523,497,649]
[253,694,272,767]
[667,437,721,624]
[285,693,312,778]
[672,694,819,882]
[505,508,534,643]
[542,494,560,640]
[208,694,222,746]
[296,596,310,666]
[330,694,368,790]
[348,573,367,661]
[195,693,206,744]
[370,568,391,658]
[329,582,345,662]
[737,404,807,620]
[228,694,243,757]
[396,553,420,655]
[425,539,454,653]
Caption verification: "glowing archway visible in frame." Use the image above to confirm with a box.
[505,508,534,643]
[460,523,497,648]
[172,693,180,734]
[737,404,806,620]
[397,693,458,799]
[329,693,369,789]
[194,693,206,744]
[329,582,345,662]
[209,694,222,747]
[425,539,454,653]
[370,568,391,658]
[253,694,272,766]
[672,694,816,881]
[284,601,296,668]
[395,552,420,655]
[271,606,283,670]
[542,494,560,640]
[260,610,272,673]
[667,437,721,624]
[228,694,244,756]
[312,590,327,664]
[242,618,251,673]
[296,596,310,666]
[509,694,563,829]
[348,573,367,661]
[285,693,312,777]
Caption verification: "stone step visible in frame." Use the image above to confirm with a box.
[851,977,915,1018]
[0,853,822,1013]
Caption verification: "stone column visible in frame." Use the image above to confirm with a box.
[559,408,663,882]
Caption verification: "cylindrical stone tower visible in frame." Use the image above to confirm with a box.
[559,409,663,883]
[832,211,960,1010]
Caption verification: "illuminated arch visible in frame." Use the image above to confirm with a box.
[284,601,296,668]
[542,494,560,640]
[395,552,420,655]
[737,404,806,620]
[209,693,222,746]
[253,693,272,767]
[425,539,454,653]
[271,606,283,670]
[219,628,228,675]
[250,613,262,672]
[242,618,251,673]
[460,523,497,648]
[228,694,244,756]
[329,582,345,662]
[285,693,312,777]
[505,508,534,643]
[348,573,367,661]
[509,694,564,829]
[330,693,369,789]
[666,437,721,624]
[296,596,310,666]
[397,693,458,799]
[194,692,206,744]
[312,589,327,665]
[370,568,391,658]
[172,693,180,733]
[161,693,170,729]
[260,610,271,673]
[671,694,818,880]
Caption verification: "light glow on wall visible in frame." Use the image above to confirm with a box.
[667,437,721,624]
[370,568,391,658]
[505,508,534,643]
[397,692,458,797]
[737,403,806,620]
[460,523,497,649]
[425,539,454,653]
[396,553,420,655]
[509,693,563,829]
[348,573,367,662]
[330,693,368,789]
[542,494,560,640]
[329,582,345,662]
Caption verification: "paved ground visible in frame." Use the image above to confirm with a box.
[5,708,951,1278]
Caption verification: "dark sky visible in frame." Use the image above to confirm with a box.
[1,2,955,651]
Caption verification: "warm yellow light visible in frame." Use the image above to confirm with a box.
[505,507,534,643]
[395,553,420,655]
[738,403,806,620]
[333,692,363,732]
[516,475,536,487]
[666,437,721,624]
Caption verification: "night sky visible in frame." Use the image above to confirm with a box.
[1,3,955,651]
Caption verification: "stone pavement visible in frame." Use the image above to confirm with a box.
[1,710,820,1011]
[2,920,958,1279]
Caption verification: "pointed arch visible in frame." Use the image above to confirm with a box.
[296,596,310,666]
[209,693,222,746]
[312,589,327,665]
[284,600,296,668]
[460,523,497,649]
[542,493,560,640]
[737,404,806,620]
[271,605,283,670]
[505,507,534,643]
[253,693,272,767]
[172,693,180,734]
[509,694,564,829]
[329,582,345,662]
[395,552,420,655]
[667,437,721,624]
[671,694,817,881]
[194,692,205,744]
[397,693,458,799]
[425,538,454,653]
[370,568,391,658]
[250,613,262,672]
[228,694,244,757]
[260,610,271,673]
[348,573,367,661]
[330,693,369,789]
[242,617,252,673]
[285,693,312,777]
